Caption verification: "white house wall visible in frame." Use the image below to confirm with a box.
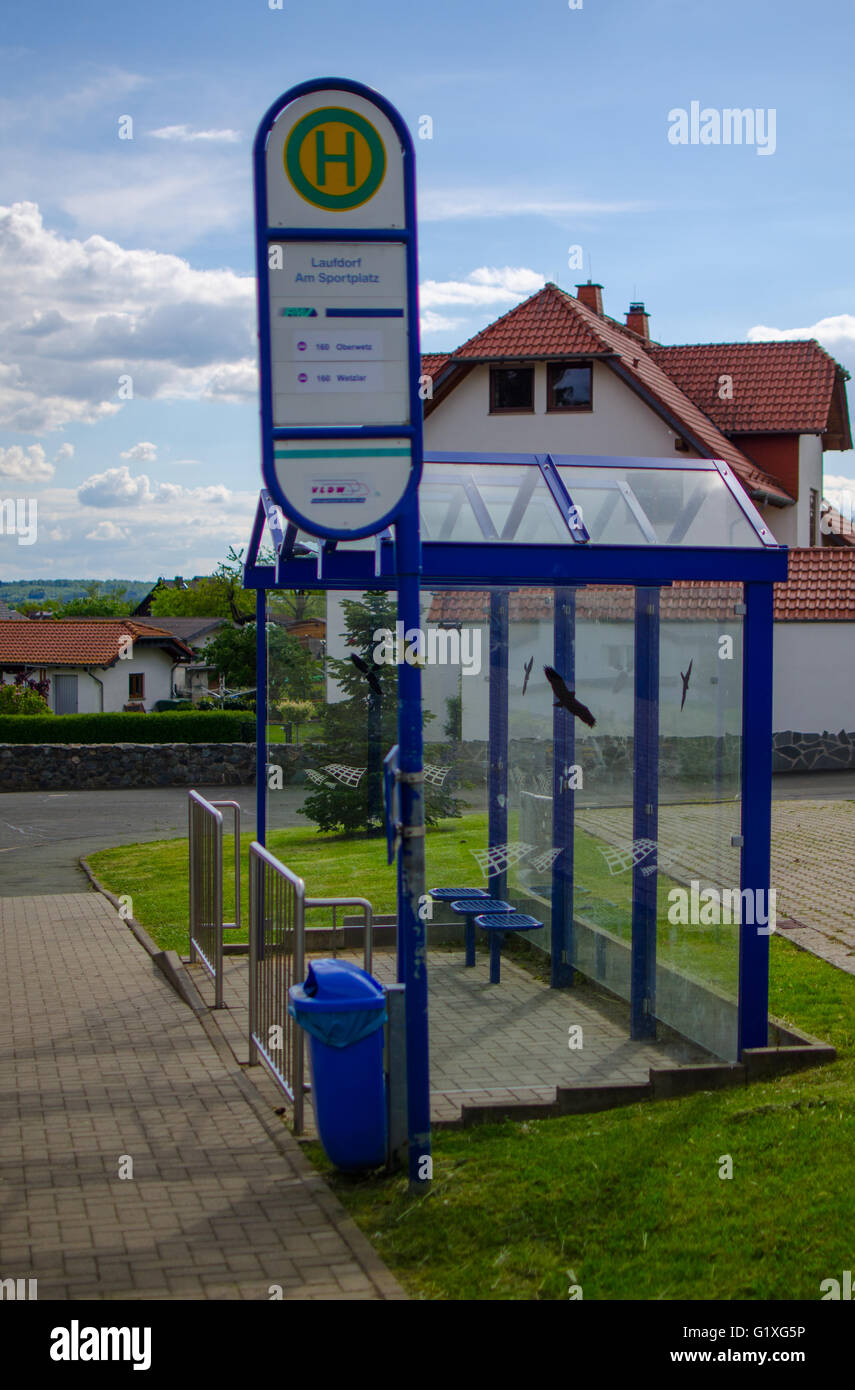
[425,361,700,459]
[773,623,855,732]
[34,649,178,714]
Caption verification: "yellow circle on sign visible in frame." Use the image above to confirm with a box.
[284,106,386,211]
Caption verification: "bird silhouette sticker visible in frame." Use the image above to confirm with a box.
[351,652,383,698]
[543,665,596,727]
[522,656,534,695]
[680,658,693,711]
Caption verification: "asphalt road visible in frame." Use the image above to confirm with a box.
[0,771,852,896]
[0,785,305,896]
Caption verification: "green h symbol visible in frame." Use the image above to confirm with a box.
[315,128,356,188]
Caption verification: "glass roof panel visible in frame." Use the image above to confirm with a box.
[260,452,774,560]
[554,463,764,548]
[420,462,572,545]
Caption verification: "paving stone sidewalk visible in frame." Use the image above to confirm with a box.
[0,893,405,1300]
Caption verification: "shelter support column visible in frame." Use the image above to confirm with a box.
[738,581,773,1053]
[256,589,267,846]
[488,591,510,900]
[631,587,659,1039]
[551,587,576,988]
[395,506,430,1185]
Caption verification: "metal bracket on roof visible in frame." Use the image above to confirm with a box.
[538,456,590,544]
[375,527,393,578]
[711,460,780,547]
[260,489,286,555]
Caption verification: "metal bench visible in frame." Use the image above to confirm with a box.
[449,897,513,967]
[474,911,544,983]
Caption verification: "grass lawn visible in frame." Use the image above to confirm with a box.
[87,814,855,1300]
[313,938,855,1300]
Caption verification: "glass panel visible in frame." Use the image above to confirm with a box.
[420,463,571,545]
[555,463,763,547]
[653,584,744,1060]
[570,587,637,998]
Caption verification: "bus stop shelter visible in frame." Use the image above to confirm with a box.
[243,448,787,1149]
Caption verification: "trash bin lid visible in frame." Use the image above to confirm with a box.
[289,958,386,1014]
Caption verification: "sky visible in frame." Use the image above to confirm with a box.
[0,0,854,580]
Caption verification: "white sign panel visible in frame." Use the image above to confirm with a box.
[273,438,412,534]
[268,241,409,426]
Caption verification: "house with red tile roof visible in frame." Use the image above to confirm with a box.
[0,619,194,714]
[421,280,851,551]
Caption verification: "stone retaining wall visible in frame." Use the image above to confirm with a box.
[0,742,303,791]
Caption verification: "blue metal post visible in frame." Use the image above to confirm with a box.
[631,587,659,1039]
[488,591,510,901]
[256,590,267,847]
[395,504,430,1186]
[738,582,773,1053]
[551,587,576,988]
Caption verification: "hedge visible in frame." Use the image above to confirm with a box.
[0,711,255,745]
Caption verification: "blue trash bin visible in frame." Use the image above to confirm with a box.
[288,959,387,1171]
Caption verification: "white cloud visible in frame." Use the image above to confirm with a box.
[54,442,74,463]
[0,202,256,432]
[420,265,545,312]
[0,442,54,482]
[78,465,154,508]
[748,314,855,370]
[121,441,158,462]
[420,309,463,335]
[78,464,233,510]
[150,124,241,144]
[418,190,645,222]
[85,520,129,542]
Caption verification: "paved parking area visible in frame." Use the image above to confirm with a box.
[0,893,404,1300]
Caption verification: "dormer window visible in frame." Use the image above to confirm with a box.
[547,361,593,412]
[490,366,534,413]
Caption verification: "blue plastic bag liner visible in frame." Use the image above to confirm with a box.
[288,959,387,1049]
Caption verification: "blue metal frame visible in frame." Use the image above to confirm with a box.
[630,587,660,1039]
[738,582,774,1051]
[246,541,787,593]
[253,77,424,542]
[488,592,510,901]
[551,588,576,988]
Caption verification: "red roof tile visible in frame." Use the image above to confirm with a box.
[648,341,847,435]
[774,547,855,620]
[0,619,193,666]
[428,552,855,625]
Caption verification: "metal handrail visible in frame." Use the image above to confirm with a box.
[209,800,241,929]
[248,841,306,1133]
[247,844,376,1136]
[306,896,374,974]
[188,790,224,1008]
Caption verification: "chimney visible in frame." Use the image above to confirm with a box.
[575,280,604,315]
[625,301,650,340]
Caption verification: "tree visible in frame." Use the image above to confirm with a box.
[301,592,462,836]
[203,621,321,702]
[59,595,133,617]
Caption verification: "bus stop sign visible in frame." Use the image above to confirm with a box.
[253,78,423,540]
